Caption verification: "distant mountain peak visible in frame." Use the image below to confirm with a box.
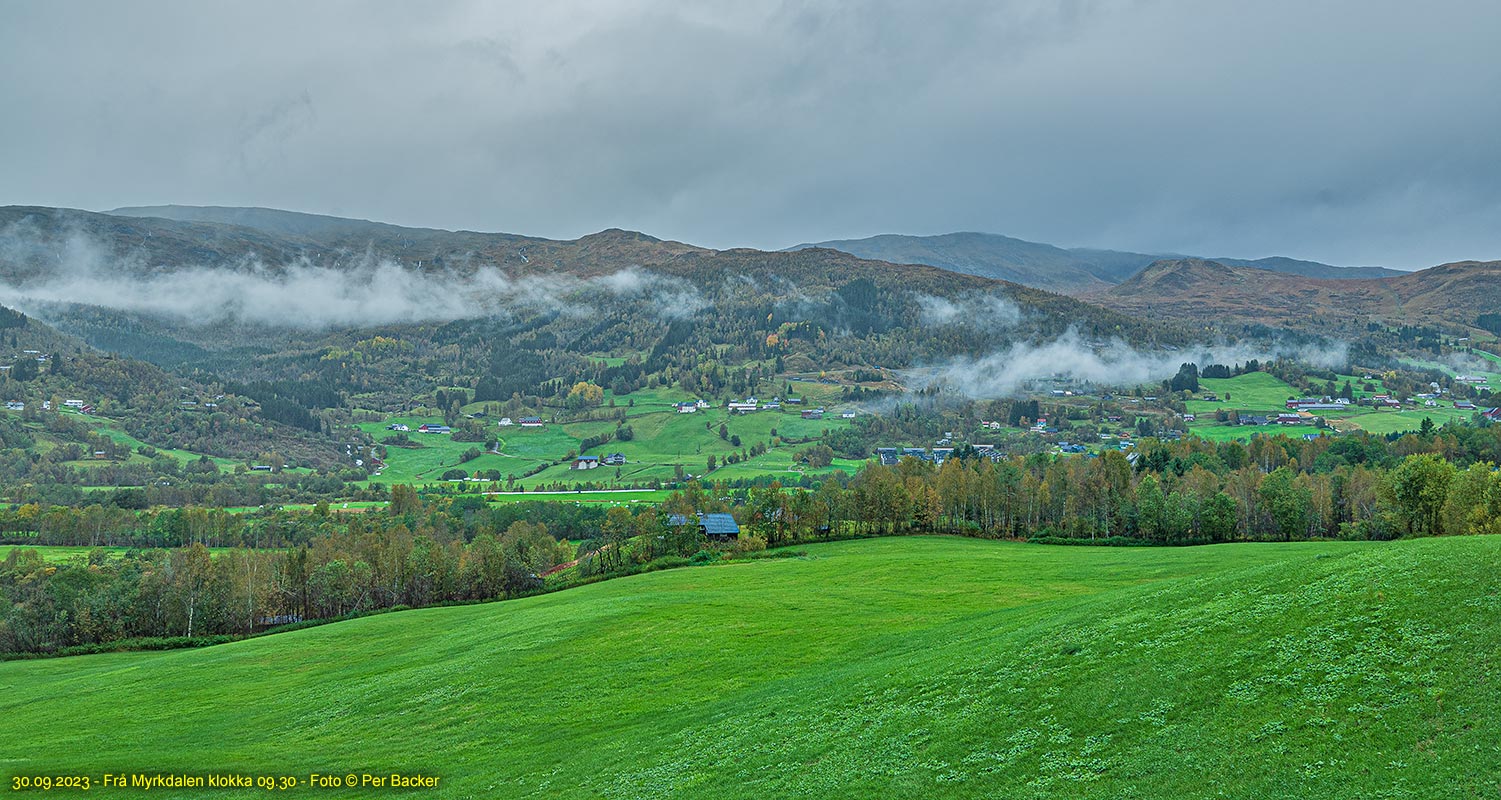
[787,231,1404,294]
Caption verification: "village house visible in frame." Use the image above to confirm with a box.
[603,453,626,466]
[4,401,22,411]
[498,417,514,426]
[571,455,600,470]
[728,399,758,413]
[675,402,698,414]
[417,424,451,434]
[520,417,544,427]
[841,410,856,419]
[801,408,823,420]
[667,512,741,542]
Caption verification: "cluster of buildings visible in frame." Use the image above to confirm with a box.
[722,397,853,419]
[1285,397,1351,412]
[4,398,95,413]
[497,417,545,428]
[571,453,627,470]
[875,445,999,466]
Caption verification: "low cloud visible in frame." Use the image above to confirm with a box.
[0,229,705,328]
[917,328,1349,398]
[915,292,1023,327]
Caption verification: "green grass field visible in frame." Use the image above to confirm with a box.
[1193,372,1299,411]
[3,535,1497,798]
[361,404,860,490]
[0,545,243,562]
[1187,372,1480,441]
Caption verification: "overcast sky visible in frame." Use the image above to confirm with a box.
[2,1,1499,268]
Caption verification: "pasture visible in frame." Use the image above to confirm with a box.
[3,535,1496,798]
[361,403,860,489]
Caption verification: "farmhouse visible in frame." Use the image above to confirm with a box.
[676,402,698,414]
[4,402,21,411]
[667,512,741,542]
[387,423,410,431]
[1484,408,1501,422]
[418,424,451,434]
[603,453,626,466]
[571,455,600,470]
[520,417,544,428]
[876,447,900,465]
[63,399,85,408]
[727,400,758,413]
[801,408,823,420]
[1455,401,1477,410]
[841,411,856,419]
[498,417,514,426]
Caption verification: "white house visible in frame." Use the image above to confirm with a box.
[498,417,514,426]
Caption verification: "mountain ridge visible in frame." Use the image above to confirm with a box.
[789,231,1405,292]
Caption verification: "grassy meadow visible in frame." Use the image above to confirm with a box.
[3,535,1497,798]
[359,402,861,490]
[1186,372,1477,441]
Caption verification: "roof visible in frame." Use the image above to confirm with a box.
[700,513,740,536]
[666,512,741,536]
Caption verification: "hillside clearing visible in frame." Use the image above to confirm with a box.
[2,536,1496,798]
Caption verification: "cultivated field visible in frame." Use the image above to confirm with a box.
[1187,373,1477,441]
[359,402,861,489]
[4,535,1496,798]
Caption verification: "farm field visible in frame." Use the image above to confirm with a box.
[1186,373,1479,441]
[3,535,1497,799]
[0,545,244,562]
[1193,372,1300,411]
[484,489,674,505]
[360,404,860,489]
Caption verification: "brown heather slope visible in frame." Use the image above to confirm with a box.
[1090,258,1501,332]
[1,205,1182,349]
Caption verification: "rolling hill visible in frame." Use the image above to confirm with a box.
[788,232,1400,293]
[1095,257,1501,332]
[2,535,1495,798]
[0,205,1185,386]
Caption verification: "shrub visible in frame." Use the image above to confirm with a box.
[729,534,768,554]
[689,550,722,565]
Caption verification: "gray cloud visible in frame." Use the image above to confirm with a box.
[915,292,1023,327]
[1,1,1499,267]
[0,227,705,328]
[917,328,1348,398]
